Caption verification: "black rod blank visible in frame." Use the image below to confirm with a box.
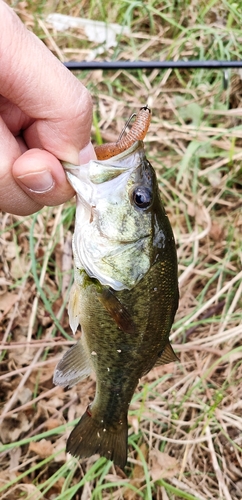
[64,60,242,70]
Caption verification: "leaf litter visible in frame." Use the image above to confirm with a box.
[0,1,242,499]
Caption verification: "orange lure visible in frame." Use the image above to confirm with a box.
[94,105,151,160]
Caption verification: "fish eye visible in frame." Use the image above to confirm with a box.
[131,186,153,209]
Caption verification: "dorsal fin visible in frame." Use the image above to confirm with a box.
[155,342,179,366]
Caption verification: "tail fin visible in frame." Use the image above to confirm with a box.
[66,410,128,469]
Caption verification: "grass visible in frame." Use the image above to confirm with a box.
[0,0,242,499]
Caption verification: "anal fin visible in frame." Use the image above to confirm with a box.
[155,342,179,366]
[53,340,92,388]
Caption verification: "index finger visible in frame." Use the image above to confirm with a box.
[0,1,93,165]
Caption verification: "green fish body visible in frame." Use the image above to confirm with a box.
[54,141,179,469]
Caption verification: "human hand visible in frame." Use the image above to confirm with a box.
[0,1,96,216]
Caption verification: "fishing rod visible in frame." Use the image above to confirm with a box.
[64,60,242,70]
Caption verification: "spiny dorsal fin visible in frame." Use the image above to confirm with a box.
[155,342,179,366]
[53,340,92,388]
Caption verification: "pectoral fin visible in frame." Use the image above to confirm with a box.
[53,340,92,388]
[155,342,179,366]
[97,288,136,334]
[68,283,81,335]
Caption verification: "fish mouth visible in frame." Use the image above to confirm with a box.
[62,141,145,206]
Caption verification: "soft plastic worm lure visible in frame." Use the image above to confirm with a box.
[94,105,151,160]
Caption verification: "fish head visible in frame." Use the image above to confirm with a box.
[63,141,168,291]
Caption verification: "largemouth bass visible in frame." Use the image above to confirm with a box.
[54,107,179,469]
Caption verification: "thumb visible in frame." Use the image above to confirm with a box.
[12,144,96,213]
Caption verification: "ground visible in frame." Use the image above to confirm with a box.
[0,1,241,499]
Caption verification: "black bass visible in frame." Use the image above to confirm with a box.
[54,107,179,469]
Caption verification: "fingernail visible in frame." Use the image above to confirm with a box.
[16,170,54,193]
[79,142,96,165]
